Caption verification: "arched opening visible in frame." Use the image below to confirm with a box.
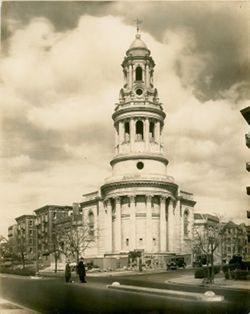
[136,120,144,141]
[88,211,94,236]
[124,121,130,142]
[136,66,143,81]
[149,121,155,141]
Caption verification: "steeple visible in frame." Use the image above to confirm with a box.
[108,32,168,179]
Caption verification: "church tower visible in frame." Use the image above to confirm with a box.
[81,29,196,268]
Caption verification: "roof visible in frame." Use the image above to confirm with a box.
[129,34,148,50]
[126,34,150,57]
[15,214,35,222]
[34,204,72,214]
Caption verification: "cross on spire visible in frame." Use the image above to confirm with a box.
[134,18,142,34]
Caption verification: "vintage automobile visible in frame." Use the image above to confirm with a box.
[167,257,186,270]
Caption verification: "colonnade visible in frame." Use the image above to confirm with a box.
[124,62,153,89]
[104,194,173,253]
[115,118,162,154]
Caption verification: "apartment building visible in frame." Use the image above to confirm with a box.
[15,215,36,260]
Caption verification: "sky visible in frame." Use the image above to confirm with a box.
[0,1,249,237]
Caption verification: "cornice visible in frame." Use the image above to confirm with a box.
[110,154,169,166]
[112,105,166,121]
[101,179,178,197]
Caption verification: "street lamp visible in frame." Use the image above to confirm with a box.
[35,218,39,275]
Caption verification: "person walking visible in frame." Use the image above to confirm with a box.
[77,257,86,283]
[65,261,71,283]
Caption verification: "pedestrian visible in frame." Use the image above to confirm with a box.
[65,261,71,283]
[77,257,86,283]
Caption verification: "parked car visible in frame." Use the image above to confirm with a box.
[167,259,177,270]
[167,257,186,270]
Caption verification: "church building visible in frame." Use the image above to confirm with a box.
[79,31,196,269]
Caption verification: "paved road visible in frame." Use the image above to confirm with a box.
[0,271,249,314]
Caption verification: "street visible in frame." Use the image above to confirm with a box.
[0,270,249,314]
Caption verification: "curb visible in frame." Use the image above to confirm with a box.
[166,280,250,292]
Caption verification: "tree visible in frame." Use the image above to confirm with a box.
[193,218,228,283]
[59,222,97,264]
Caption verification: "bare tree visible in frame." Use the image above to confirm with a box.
[60,222,97,264]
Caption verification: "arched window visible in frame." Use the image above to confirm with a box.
[149,122,155,141]
[136,66,142,81]
[124,121,130,142]
[184,210,189,236]
[136,120,144,141]
[88,211,94,236]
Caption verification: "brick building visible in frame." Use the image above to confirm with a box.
[15,215,36,260]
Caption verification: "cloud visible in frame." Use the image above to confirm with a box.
[0,12,249,236]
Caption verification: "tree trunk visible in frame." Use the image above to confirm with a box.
[210,245,214,284]
[54,252,58,273]
[21,252,25,269]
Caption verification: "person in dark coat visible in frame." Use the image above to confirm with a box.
[77,258,86,283]
[65,261,71,283]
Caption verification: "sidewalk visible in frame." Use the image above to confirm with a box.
[0,297,40,314]
[167,273,250,290]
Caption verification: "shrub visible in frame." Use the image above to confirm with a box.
[0,266,36,276]
[194,266,220,279]
[194,267,209,278]
[214,265,221,274]
[231,269,250,280]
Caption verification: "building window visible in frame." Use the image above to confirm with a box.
[136,120,144,141]
[124,122,130,142]
[136,162,144,170]
[88,211,94,236]
[153,238,156,246]
[135,66,142,81]
[29,220,33,227]
[29,230,33,236]
[126,238,129,246]
[184,210,189,236]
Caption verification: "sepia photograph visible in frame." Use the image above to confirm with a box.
[0,1,249,313]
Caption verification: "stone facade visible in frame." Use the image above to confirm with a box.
[80,33,196,269]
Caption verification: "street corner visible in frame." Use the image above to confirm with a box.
[0,297,40,314]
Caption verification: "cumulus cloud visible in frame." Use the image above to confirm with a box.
[0,9,249,236]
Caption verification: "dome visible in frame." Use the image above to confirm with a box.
[129,34,148,50]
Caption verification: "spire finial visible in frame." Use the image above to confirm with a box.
[134,18,142,35]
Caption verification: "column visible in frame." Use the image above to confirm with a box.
[145,63,149,88]
[145,118,149,151]
[132,64,136,83]
[155,121,160,144]
[115,124,118,155]
[115,197,122,252]
[130,118,135,152]
[167,198,175,252]
[130,196,136,250]
[129,64,133,89]
[105,199,113,253]
[146,195,152,252]
[160,123,164,153]
[119,121,124,146]
[160,196,166,252]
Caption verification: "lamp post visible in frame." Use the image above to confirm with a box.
[35,218,39,275]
